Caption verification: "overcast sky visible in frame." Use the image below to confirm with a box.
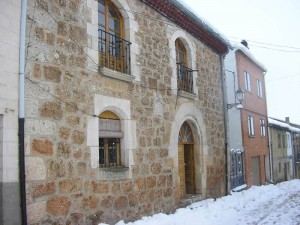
[179,0,300,124]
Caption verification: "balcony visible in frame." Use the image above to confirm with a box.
[177,63,194,94]
[98,29,131,75]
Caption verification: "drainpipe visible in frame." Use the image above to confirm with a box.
[220,55,229,195]
[268,126,274,183]
[19,0,27,224]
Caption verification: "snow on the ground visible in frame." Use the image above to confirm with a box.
[103,179,300,225]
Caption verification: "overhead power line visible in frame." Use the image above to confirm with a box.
[230,36,300,50]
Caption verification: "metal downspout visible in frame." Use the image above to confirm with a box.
[220,55,229,195]
[268,127,274,183]
[19,0,27,224]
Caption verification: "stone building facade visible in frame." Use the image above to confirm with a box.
[24,0,229,224]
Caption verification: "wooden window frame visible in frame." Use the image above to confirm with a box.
[98,0,131,74]
[260,119,266,137]
[244,71,251,92]
[248,116,255,136]
[99,111,122,168]
[257,79,263,98]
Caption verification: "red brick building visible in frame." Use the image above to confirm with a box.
[236,41,269,186]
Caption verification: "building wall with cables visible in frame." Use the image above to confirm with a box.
[24,0,227,224]
[0,1,22,224]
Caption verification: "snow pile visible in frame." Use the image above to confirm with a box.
[108,179,300,225]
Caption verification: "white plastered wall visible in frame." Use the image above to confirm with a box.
[169,102,208,196]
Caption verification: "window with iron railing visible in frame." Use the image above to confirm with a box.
[98,0,131,74]
[177,63,194,94]
[98,29,131,74]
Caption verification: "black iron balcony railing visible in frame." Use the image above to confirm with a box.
[177,63,194,94]
[98,29,131,74]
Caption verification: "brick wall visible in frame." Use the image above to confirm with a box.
[236,51,269,186]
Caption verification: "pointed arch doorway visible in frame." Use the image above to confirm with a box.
[178,121,195,196]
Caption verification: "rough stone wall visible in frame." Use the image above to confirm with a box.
[24,0,226,224]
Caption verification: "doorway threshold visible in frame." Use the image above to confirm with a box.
[179,194,203,208]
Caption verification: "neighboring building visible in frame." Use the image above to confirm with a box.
[23,0,229,224]
[225,41,268,188]
[267,118,293,183]
[0,1,22,225]
[293,132,300,179]
[267,117,300,182]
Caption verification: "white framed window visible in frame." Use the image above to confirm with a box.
[248,116,254,136]
[244,71,251,92]
[260,119,266,137]
[87,94,137,180]
[257,79,263,98]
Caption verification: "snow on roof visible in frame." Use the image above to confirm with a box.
[268,117,300,133]
[174,0,232,49]
[233,42,267,72]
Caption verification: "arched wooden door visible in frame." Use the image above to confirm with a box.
[178,122,195,196]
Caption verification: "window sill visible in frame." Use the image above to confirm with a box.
[95,166,130,181]
[100,67,135,83]
[248,135,255,138]
[178,90,196,100]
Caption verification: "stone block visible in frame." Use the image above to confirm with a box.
[59,127,70,139]
[72,130,85,145]
[48,159,66,178]
[40,101,63,120]
[67,116,80,126]
[25,157,46,181]
[43,65,62,83]
[128,193,138,207]
[91,181,110,194]
[59,178,82,193]
[100,196,113,208]
[146,176,156,189]
[27,201,46,224]
[114,196,128,210]
[134,177,145,191]
[47,195,70,216]
[111,182,121,194]
[64,101,78,113]
[32,182,56,198]
[82,196,99,209]
[32,138,53,156]
[157,175,166,187]
[138,190,148,204]
[150,162,162,174]
[57,141,71,157]
[122,181,133,193]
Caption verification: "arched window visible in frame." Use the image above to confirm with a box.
[175,39,193,93]
[98,0,131,74]
[178,121,193,143]
[99,111,123,167]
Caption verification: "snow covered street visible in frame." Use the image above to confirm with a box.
[110,179,300,225]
